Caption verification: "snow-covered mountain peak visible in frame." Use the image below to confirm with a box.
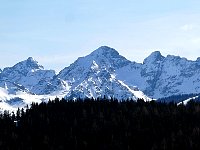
[91,46,119,57]
[54,46,150,101]
[88,46,131,69]
[27,57,38,65]
[0,57,55,96]
[3,57,44,74]
[143,51,164,64]
[24,57,44,71]
[27,57,35,62]
[57,46,132,82]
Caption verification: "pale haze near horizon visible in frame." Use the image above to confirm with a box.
[0,0,200,72]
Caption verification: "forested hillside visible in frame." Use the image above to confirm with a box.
[1,98,200,150]
[157,93,200,103]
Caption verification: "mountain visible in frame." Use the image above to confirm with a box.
[116,51,200,99]
[46,46,149,100]
[141,53,200,98]
[1,46,200,111]
[0,57,55,94]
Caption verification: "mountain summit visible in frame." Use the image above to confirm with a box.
[26,57,44,70]
[80,46,131,69]
[2,57,44,76]
[143,51,164,64]
[91,46,119,57]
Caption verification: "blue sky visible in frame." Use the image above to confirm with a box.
[1,0,200,72]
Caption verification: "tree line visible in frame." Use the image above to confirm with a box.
[157,93,200,103]
[0,97,200,150]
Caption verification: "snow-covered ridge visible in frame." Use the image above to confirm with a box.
[0,46,200,111]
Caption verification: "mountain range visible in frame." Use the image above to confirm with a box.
[0,46,200,111]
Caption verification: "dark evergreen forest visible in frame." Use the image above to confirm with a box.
[1,98,200,150]
[157,93,200,103]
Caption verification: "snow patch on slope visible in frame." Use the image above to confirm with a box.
[178,96,200,105]
[118,80,151,101]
